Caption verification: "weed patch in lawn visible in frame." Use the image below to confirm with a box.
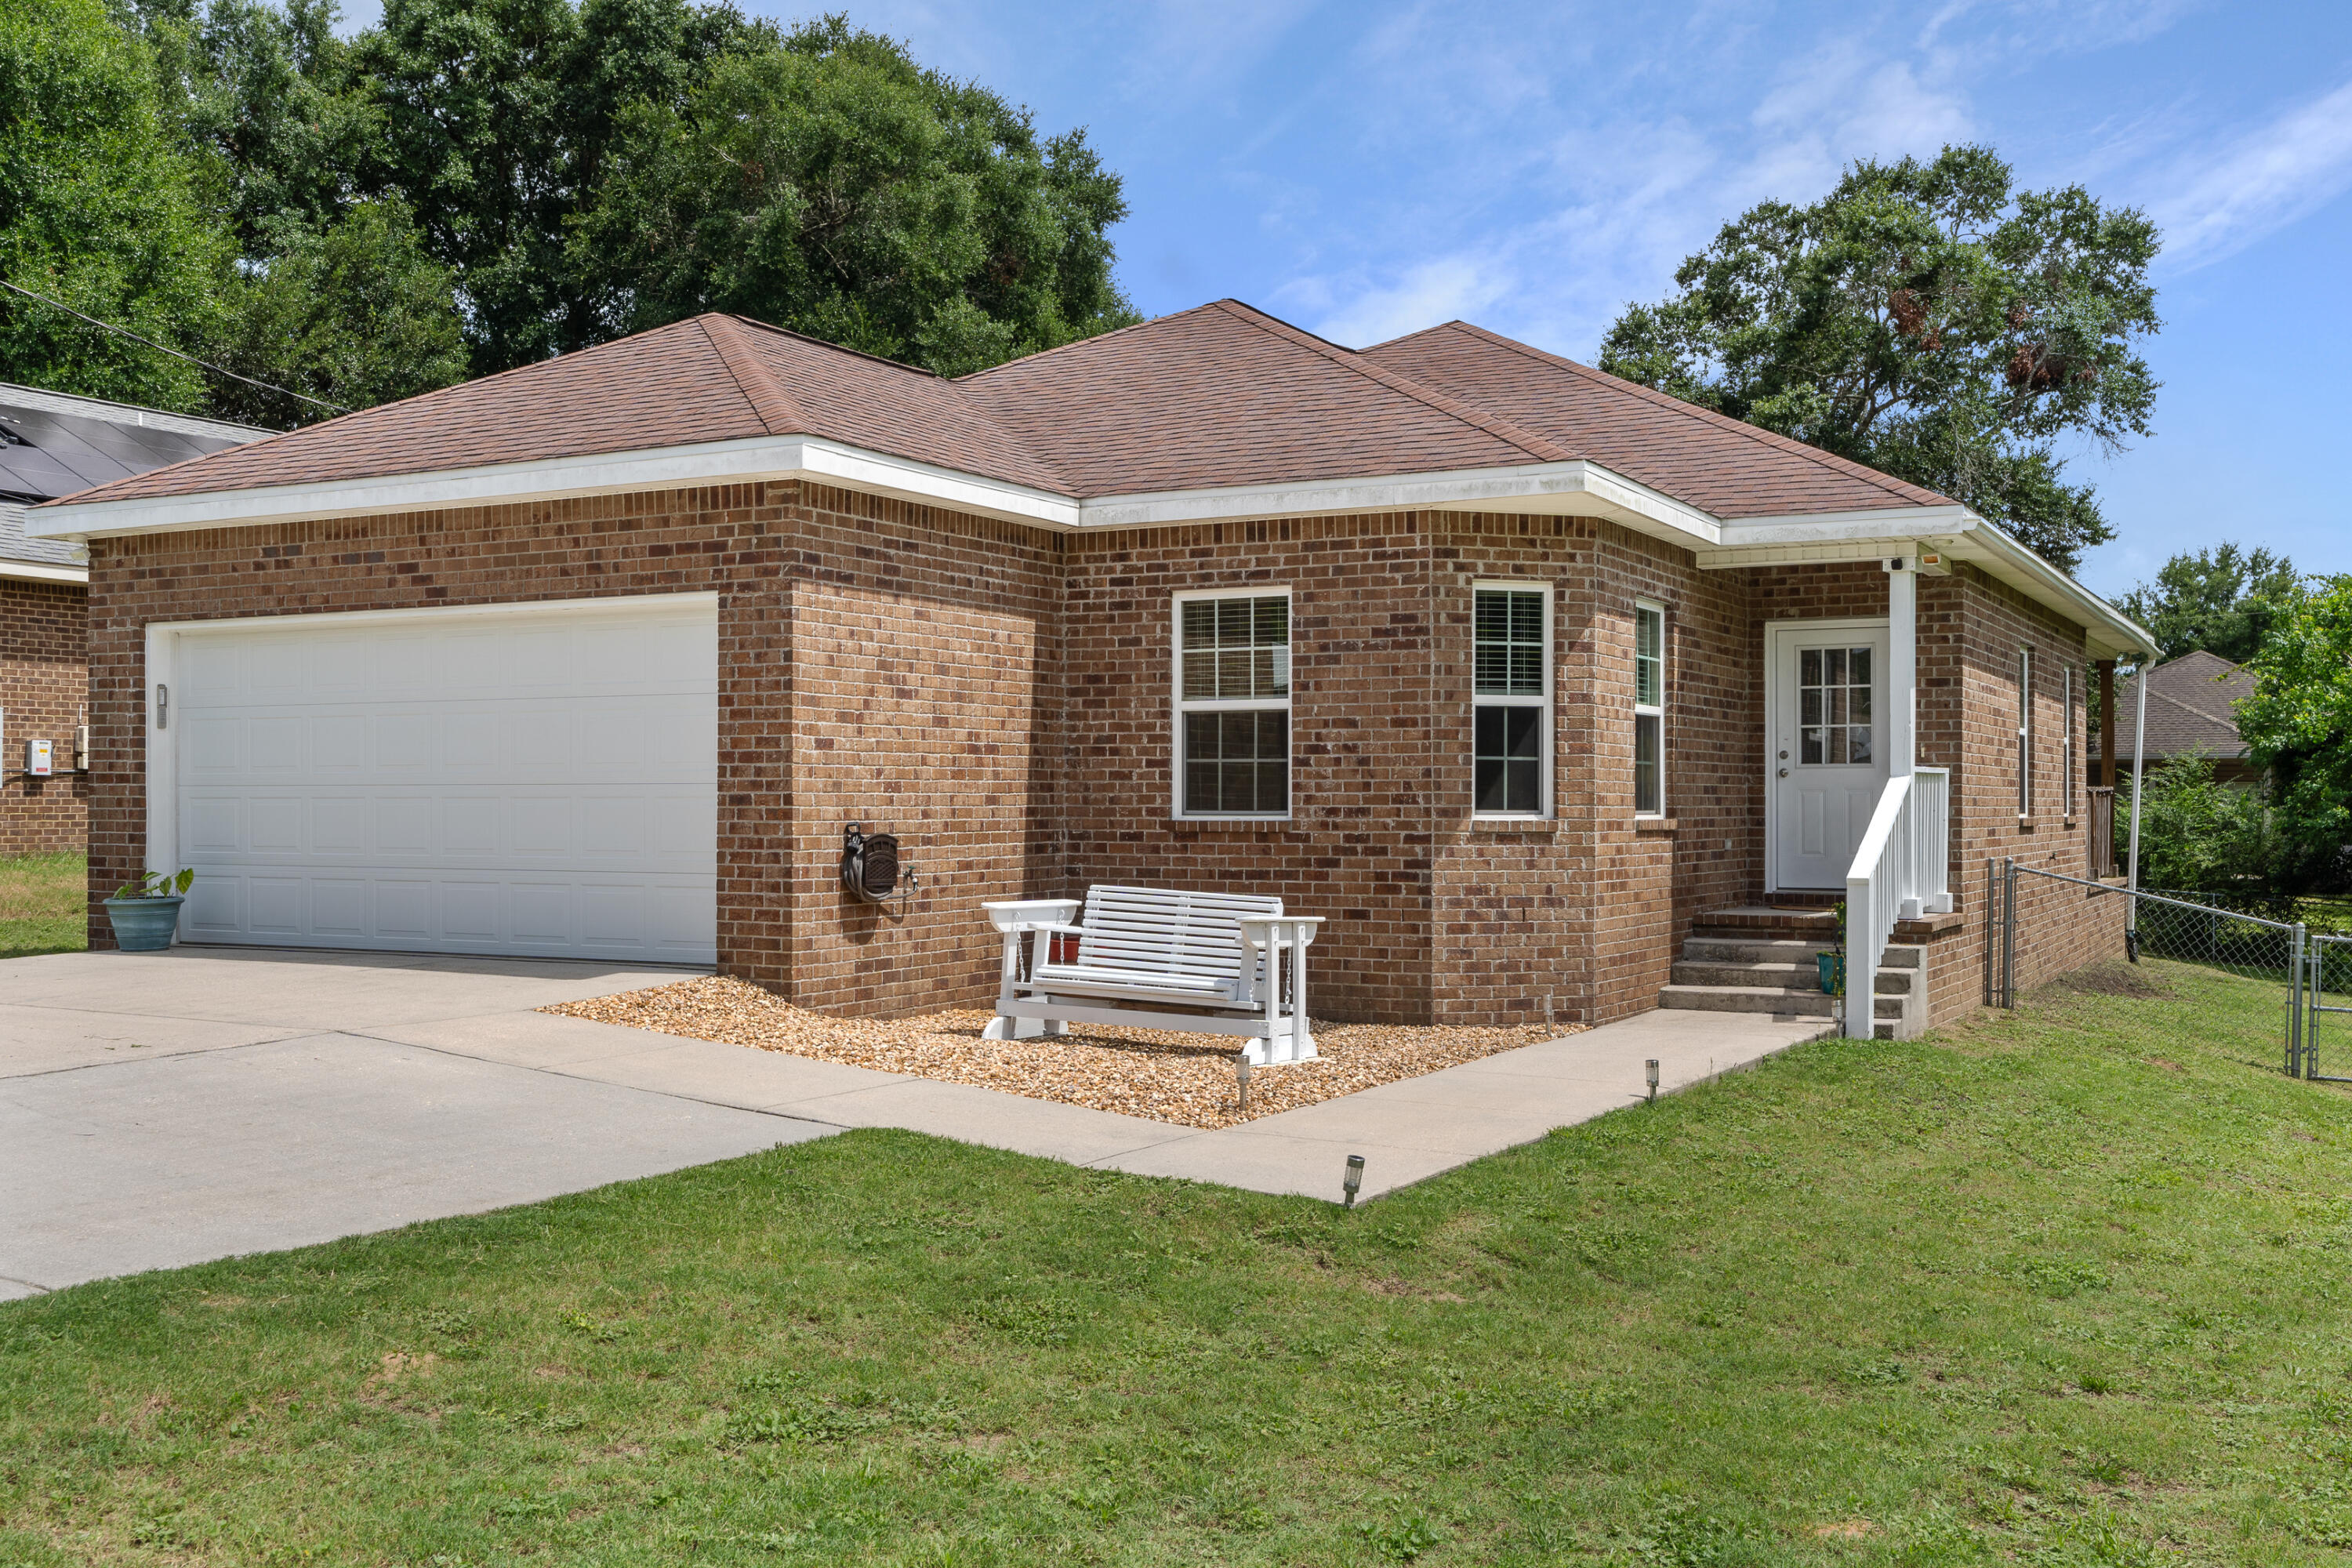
[4,960,2350,1564]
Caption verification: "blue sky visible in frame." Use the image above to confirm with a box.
[339,1,2351,599]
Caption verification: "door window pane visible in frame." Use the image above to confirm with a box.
[1796,644,1874,766]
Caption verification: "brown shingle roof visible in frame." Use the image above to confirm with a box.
[53,301,1965,522]
[958,300,1561,494]
[2114,650,2256,760]
[1357,320,1955,516]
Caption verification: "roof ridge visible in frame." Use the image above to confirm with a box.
[1208,301,1574,466]
[954,303,1231,383]
[723,315,941,378]
[1427,321,1952,510]
[700,316,809,436]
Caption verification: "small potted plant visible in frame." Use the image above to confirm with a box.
[1819,897,1847,996]
[104,868,194,953]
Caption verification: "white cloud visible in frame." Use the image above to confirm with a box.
[1295,255,1518,348]
[2152,76,2352,270]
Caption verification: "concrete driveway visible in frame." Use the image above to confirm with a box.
[0,947,836,1299]
[3,947,1831,1300]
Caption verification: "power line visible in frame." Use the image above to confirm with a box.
[0,278,350,416]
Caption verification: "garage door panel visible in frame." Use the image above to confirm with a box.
[173,600,717,963]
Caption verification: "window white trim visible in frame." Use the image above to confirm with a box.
[1171,586,1293,822]
[2061,662,2076,821]
[1471,579,1552,820]
[1633,598,1666,818]
[2017,645,2035,819]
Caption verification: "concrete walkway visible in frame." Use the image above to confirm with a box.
[2,948,1832,1295]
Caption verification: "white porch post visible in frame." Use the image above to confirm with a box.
[1886,556,1915,779]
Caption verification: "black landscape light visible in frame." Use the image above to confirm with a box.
[1342,1153,1365,1207]
[1645,1059,1660,1102]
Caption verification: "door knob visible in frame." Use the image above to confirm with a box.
[1777,768,1789,778]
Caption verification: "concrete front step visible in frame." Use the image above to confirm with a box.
[1657,985,1904,1020]
[1686,935,1924,969]
[1670,961,1916,994]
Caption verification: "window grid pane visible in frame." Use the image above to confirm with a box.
[1182,710,1289,815]
[1635,605,1663,708]
[1177,594,1291,816]
[1795,644,1872,769]
[1634,713,1661,815]
[1474,589,1545,696]
[1179,593,1290,699]
[1475,704,1542,814]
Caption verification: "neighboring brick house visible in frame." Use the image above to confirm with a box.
[32,303,2151,1034]
[0,385,252,855]
[2111,649,2261,786]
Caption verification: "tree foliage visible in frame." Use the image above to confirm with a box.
[1600,144,2159,572]
[2119,543,2303,665]
[2236,574,2352,891]
[0,0,227,412]
[8,0,1136,426]
[574,16,1138,375]
[208,199,469,426]
[2125,754,2285,894]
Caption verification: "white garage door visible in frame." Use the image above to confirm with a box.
[169,596,717,963]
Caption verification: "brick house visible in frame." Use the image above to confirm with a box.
[32,303,2148,1034]
[2,384,252,855]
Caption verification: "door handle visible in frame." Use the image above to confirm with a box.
[1777,768,1789,778]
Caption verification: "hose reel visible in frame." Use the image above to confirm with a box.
[841,823,916,909]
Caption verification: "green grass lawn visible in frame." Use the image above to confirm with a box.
[0,851,85,960]
[5,961,2350,1565]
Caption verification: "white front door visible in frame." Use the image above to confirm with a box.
[1771,622,1890,891]
[163,596,718,962]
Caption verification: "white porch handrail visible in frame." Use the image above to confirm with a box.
[1843,765,1951,1039]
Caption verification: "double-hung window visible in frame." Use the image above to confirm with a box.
[1174,590,1290,818]
[2016,646,2035,818]
[1472,584,1549,816]
[1634,601,1666,816]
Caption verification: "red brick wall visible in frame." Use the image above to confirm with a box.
[0,578,89,855]
[775,483,1064,1015]
[1058,510,1437,1022]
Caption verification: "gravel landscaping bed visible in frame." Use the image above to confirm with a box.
[544,975,1582,1130]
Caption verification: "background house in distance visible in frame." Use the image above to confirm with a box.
[2,385,256,853]
[2111,650,2261,786]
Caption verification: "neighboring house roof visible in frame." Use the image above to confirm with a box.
[2113,650,2257,761]
[0,383,253,577]
[24,301,2154,657]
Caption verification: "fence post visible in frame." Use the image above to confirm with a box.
[2002,856,2017,1009]
[2291,922,2307,1079]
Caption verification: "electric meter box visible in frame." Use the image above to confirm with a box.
[24,738,54,777]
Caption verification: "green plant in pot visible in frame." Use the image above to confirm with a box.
[1820,897,1847,997]
[103,868,194,953]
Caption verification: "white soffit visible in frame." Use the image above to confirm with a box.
[1698,505,2151,659]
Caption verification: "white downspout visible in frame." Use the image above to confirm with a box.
[2125,651,2149,943]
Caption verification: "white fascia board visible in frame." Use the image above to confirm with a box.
[1951,524,2154,660]
[1078,459,1722,546]
[29,434,1085,542]
[0,557,88,586]
[30,440,1724,547]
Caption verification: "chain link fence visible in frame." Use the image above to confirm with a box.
[1997,862,2321,1078]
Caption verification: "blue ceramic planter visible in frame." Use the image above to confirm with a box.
[1817,950,1845,995]
[104,895,184,952]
